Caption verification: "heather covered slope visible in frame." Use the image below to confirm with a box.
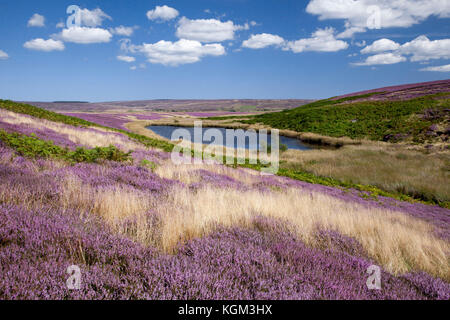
[0,141,449,299]
[244,80,450,143]
[0,99,449,299]
[333,79,450,102]
[1,201,448,300]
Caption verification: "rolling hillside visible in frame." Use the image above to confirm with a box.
[24,99,314,113]
[0,94,449,299]
[245,80,450,143]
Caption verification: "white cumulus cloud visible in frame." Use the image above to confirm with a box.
[242,33,285,49]
[117,55,136,63]
[361,39,401,54]
[306,0,450,38]
[57,27,112,44]
[353,35,450,66]
[138,39,225,66]
[23,38,65,52]
[176,17,244,43]
[353,52,407,66]
[284,28,348,53]
[110,26,136,37]
[28,13,45,27]
[420,64,450,72]
[0,50,9,60]
[399,35,450,61]
[146,5,179,21]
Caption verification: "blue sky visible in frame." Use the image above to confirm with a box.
[0,0,449,102]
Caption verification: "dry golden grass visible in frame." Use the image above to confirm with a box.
[156,187,449,280]
[155,160,261,185]
[281,143,450,203]
[58,169,449,280]
[0,109,141,151]
[59,175,157,245]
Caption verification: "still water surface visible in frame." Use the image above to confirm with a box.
[147,125,312,151]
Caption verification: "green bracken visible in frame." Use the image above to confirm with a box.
[0,129,131,164]
[243,93,450,142]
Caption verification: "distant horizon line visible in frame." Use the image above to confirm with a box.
[17,98,318,104]
[11,79,449,104]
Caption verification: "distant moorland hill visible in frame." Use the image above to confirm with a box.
[23,99,314,113]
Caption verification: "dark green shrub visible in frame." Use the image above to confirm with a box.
[0,129,131,164]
